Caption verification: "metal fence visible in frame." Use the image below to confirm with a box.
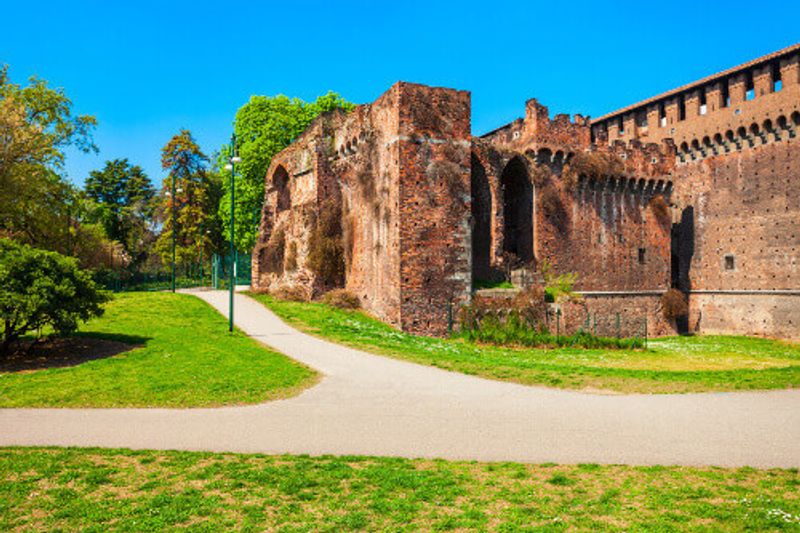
[544,308,649,345]
[102,252,252,293]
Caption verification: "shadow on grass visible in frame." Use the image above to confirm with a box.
[1,332,150,373]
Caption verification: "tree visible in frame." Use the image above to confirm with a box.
[0,239,110,357]
[155,130,217,270]
[84,159,156,268]
[219,91,355,251]
[0,65,115,269]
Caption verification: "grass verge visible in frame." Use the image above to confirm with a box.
[0,292,316,408]
[249,293,800,394]
[1,447,798,531]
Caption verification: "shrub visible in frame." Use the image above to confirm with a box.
[649,195,671,226]
[540,259,580,304]
[459,286,547,333]
[661,288,688,321]
[271,284,308,302]
[307,200,345,287]
[322,289,360,310]
[0,239,110,357]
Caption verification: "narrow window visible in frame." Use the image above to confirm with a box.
[745,71,755,101]
[773,62,783,92]
[721,82,730,108]
[638,248,646,264]
[618,116,625,135]
[724,255,735,271]
[659,102,667,127]
[699,90,707,115]
[678,95,686,121]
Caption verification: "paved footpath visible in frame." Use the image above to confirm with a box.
[2,290,799,467]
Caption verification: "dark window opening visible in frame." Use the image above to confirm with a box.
[773,62,783,92]
[721,81,730,108]
[273,166,291,212]
[725,255,735,270]
[638,248,646,264]
[745,72,755,100]
[636,111,647,128]
[618,116,625,135]
[678,95,686,121]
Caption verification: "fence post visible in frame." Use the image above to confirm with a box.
[556,308,561,337]
[644,316,648,349]
[593,313,597,336]
[616,313,621,339]
[447,299,453,335]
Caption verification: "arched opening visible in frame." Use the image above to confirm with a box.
[792,112,800,126]
[777,116,788,130]
[702,136,712,147]
[273,166,291,213]
[501,156,533,263]
[737,126,748,139]
[470,154,492,281]
[725,130,735,142]
[713,133,723,145]
[749,123,760,136]
[763,119,774,132]
[691,139,701,151]
[679,142,689,153]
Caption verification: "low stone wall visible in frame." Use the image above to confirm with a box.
[688,291,800,339]
[558,291,674,338]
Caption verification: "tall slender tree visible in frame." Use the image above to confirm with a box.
[156,130,218,271]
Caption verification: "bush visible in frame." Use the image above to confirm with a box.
[0,239,110,356]
[271,284,308,302]
[307,200,345,287]
[661,288,688,321]
[321,289,360,310]
[459,286,547,333]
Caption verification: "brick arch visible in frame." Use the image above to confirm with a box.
[500,155,534,263]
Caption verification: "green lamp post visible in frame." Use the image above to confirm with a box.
[224,134,241,332]
[165,177,183,293]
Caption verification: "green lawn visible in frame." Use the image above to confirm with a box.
[1,447,798,531]
[250,294,800,394]
[0,293,316,408]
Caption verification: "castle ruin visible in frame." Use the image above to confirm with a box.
[253,43,800,339]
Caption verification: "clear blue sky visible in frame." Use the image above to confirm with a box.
[2,0,797,187]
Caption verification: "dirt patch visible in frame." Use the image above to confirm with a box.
[0,336,142,373]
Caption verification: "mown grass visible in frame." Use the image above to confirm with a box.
[1,447,799,531]
[250,293,800,394]
[0,293,316,408]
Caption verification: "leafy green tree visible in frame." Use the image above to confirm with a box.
[0,65,117,269]
[0,65,97,237]
[84,159,155,267]
[219,91,355,251]
[0,239,110,357]
[156,130,219,270]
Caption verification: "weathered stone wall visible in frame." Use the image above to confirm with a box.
[671,132,800,338]
[559,292,672,338]
[396,83,472,335]
[253,82,471,336]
